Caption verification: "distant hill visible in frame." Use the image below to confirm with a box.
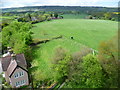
[2,6,118,13]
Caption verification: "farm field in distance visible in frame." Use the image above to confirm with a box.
[31,19,118,80]
[62,14,88,19]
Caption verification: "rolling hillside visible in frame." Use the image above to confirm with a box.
[31,19,118,80]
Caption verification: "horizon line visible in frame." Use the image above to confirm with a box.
[1,5,118,9]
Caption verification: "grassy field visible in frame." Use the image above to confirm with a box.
[0,16,16,22]
[62,14,88,19]
[31,19,118,80]
[32,19,118,49]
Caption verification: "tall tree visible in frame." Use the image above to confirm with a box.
[98,35,118,88]
[52,46,72,83]
[54,13,58,18]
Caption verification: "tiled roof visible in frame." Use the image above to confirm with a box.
[1,56,11,71]
[7,60,17,77]
[1,54,27,72]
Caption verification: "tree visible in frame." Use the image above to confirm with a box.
[81,54,104,88]
[52,46,72,83]
[104,12,112,20]
[25,13,32,21]
[46,17,52,21]
[64,48,103,88]
[98,35,118,88]
[2,21,33,63]
[54,13,58,18]
[68,47,92,80]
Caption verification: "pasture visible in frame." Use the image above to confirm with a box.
[62,14,88,19]
[32,19,118,49]
[31,19,118,80]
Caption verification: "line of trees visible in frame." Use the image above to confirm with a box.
[17,12,61,24]
[87,12,118,21]
[2,21,33,65]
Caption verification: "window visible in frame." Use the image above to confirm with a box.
[15,82,17,87]
[21,71,24,76]
[14,71,24,78]
[15,81,20,87]
[15,80,26,87]
[21,80,25,85]
[14,74,17,78]
[19,72,21,77]
[14,73,19,78]
[18,81,20,86]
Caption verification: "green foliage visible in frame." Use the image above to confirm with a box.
[25,13,32,21]
[54,13,58,18]
[17,12,53,23]
[68,47,92,80]
[98,35,118,87]
[2,21,32,63]
[18,17,27,22]
[52,47,72,83]
[64,54,104,88]
[88,15,93,19]
[4,12,11,16]
[46,17,52,21]
[111,18,115,21]
[81,54,104,88]
[104,12,112,20]
[4,82,12,88]
[2,21,32,46]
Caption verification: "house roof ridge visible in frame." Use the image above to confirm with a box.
[1,53,27,71]
[2,55,11,58]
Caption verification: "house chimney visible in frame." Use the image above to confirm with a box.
[8,49,13,55]
[11,53,16,60]
[7,47,13,55]
[7,46,11,50]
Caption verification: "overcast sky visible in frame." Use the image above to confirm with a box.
[0,0,119,8]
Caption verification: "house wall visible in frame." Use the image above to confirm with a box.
[5,71,10,83]
[9,67,29,88]
[0,60,3,74]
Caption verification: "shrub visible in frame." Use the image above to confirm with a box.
[52,46,72,83]
[111,18,115,21]
[98,35,118,87]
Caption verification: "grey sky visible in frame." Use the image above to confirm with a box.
[1,0,119,8]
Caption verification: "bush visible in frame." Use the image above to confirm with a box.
[98,35,118,87]
[81,54,104,88]
[52,46,72,83]
[46,17,52,21]
[111,18,115,21]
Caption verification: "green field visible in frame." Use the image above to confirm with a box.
[31,19,118,80]
[0,16,17,22]
[62,14,88,19]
